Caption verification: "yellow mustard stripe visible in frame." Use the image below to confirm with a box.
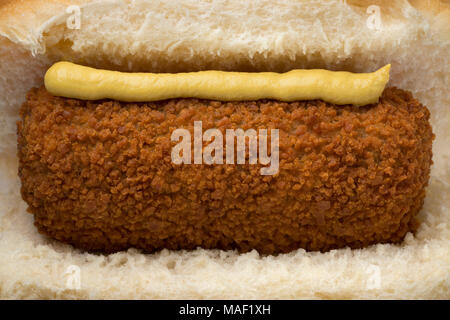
[45,62,390,106]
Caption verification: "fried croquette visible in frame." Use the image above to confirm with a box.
[17,87,434,254]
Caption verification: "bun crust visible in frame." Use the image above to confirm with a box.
[0,0,449,299]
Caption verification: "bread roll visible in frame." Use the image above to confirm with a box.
[0,0,448,299]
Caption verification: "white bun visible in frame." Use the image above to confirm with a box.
[0,0,449,299]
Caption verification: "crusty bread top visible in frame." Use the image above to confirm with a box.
[0,0,448,299]
[0,0,448,72]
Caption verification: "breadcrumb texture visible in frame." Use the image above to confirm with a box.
[0,0,449,299]
[18,87,433,254]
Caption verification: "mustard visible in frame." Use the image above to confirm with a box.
[44,62,390,106]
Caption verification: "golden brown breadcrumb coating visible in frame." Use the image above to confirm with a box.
[17,87,433,254]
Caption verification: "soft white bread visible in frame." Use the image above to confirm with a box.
[0,0,449,299]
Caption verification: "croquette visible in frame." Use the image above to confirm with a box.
[17,86,434,254]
